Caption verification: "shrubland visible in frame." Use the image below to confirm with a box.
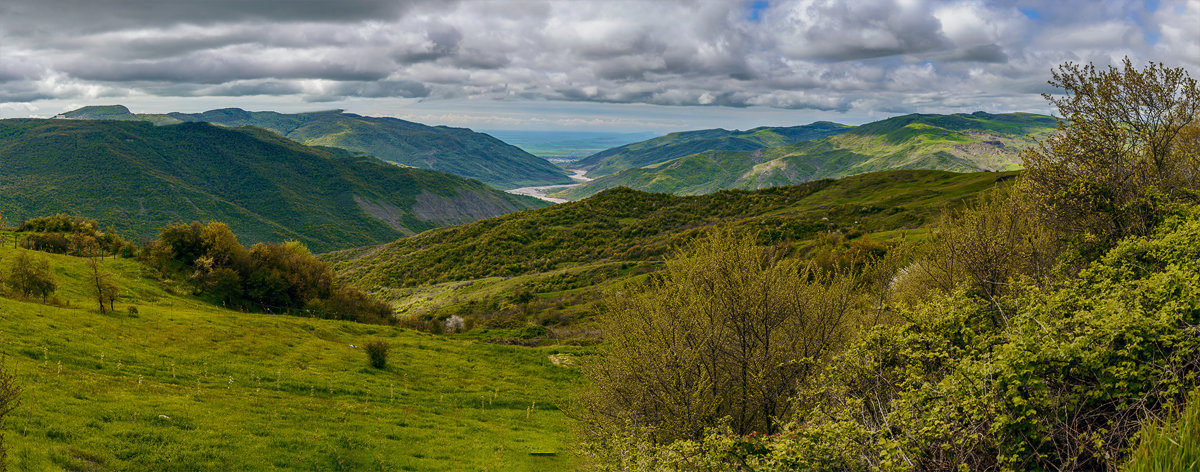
[578,59,1200,471]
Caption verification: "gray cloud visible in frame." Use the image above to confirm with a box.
[0,0,1197,125]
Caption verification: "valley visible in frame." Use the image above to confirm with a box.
[0,34,1194,470]
[504,170,593,204]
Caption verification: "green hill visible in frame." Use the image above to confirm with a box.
[0,241,582,471]
[561,112,1055,199]
[54,105,141,121]
[134,108,573,189]
[572,122,852,177]
[0,119,547,252]
[326,169,1013,332]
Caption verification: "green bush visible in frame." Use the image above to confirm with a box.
[363,341,391,369]
[5,252,57,302]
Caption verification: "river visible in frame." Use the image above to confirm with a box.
[505,169,592,204]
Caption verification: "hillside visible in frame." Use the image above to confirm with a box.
[572,122,851,177]
[127,108,573,189]
[561,112,1055,199]
[0,119,547,252]
[481,130,660,160]
[326,170,1014,332]
[0,240,583,471]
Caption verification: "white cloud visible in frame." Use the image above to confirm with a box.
[0,0,1196,129]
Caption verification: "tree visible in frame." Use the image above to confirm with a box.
[579,230,863,444]
[6,252,56,302]
[1021,58,1200,244]
[83,242,118,314]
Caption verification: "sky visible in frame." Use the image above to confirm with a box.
[0,0,1197,132]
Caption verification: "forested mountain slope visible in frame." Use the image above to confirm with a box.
[59,105,574,189]
[0,119,547,252]
[561,112,1054,199]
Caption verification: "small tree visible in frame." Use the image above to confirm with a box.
[84,243,117,314]
[6,252,56,302]
[580,230,863,444]
[364,341,391,369]
[1021,58,1200,244]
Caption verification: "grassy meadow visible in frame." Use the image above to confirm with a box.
[0,240,585,471]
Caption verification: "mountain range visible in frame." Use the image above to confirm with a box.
[57,105,573,189]
[0,118,546,252]
[559,112,1056,199]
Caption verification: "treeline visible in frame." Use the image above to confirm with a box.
[579,59,1200,470]
[14,214,137,257]
[147,222,392,324]
[2,214,392,324]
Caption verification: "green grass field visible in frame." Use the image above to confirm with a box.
[0,243,584,471]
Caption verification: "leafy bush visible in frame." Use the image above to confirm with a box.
[579,230,869,446]
[150,221,392,323]
[363,341,391,369]
[18,214,97,233]
[5,252,57,302]
[1021,59,1200,246]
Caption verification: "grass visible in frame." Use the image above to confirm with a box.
[0,244,585,471]
[1123,388,1200,472]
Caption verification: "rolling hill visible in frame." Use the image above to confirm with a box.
[571,121,852,177]
[325,169,1015,334]
[0,119,548,252]
[560,112,1055,199]
[0,239,583,471]
[58,105,574,189]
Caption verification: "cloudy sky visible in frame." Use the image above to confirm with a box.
[1,0,1197,131]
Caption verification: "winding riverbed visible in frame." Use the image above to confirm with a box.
[505,169,592,204]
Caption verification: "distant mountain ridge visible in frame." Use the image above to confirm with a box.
[0,118,548,252]
[573,121,852,177]
[56,105,573,189]
[560,112,1056,199]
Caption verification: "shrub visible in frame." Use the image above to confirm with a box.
[579,229,867,445]
[6,252,57,302]
[1021,59,1200,246]
[364,341,391,369]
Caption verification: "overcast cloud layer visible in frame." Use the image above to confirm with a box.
[1,0,1197,130]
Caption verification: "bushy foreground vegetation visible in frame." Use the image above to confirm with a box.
[577,59,1200,471]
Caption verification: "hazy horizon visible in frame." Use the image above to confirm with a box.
[2,0,1197,132]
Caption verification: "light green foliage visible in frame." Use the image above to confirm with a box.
[1021,59,1200,245]
[578,230,868,456]
[731,208,1200,471]
[0,243,584,471]
[1124,388,1200,472]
